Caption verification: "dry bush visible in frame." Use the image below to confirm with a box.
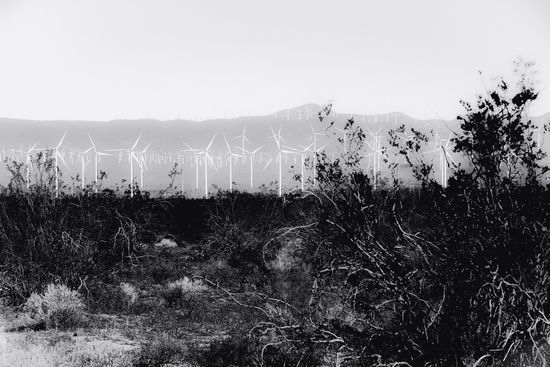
[133,332,186,366]
[23,283,85,330]
[161,277,208,312]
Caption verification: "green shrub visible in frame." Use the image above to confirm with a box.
[23,283,85,330]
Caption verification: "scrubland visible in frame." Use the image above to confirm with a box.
[2,62,550,366]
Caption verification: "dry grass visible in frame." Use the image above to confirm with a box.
[0,310,137,367]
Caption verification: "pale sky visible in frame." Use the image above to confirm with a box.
[0,0,548,122]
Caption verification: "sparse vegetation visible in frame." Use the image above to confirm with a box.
[23,283,85,331]
[0,60,549,366]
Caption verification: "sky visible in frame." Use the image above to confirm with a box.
[0,0,549,122]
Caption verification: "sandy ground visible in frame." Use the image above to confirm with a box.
[0,309,139,367]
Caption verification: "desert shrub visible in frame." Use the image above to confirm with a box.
[147,261,182,284]
[201,190,317,290]
[83,280,128,314]
[189,333,323,367]
[23,283,85,330]
[161,277,208,314]
[267,236,315,307]
[119,282,139,311]
[196,257,242,289]
[133,332,186,366]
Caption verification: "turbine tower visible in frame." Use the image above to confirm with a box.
[268,125,295,197]
[224,134,243,192]
[106,131,144,197]
[183,133,218,197]
[88,133,115,193]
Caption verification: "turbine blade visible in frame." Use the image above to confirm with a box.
[263,158,273,171]
[58,151,70,171]
[252,145,264,154]
[142,141,153,153]
[57,130,68,149]
[182,141,194,150]
[206,132,218,150]
[132,131,144,150]
[224,134,231,151]
[87,133,97,152]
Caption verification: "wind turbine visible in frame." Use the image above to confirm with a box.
[224,134,243,192]
[393,130,416,181]
[425,132,455,188]
[79,146,93,189]
[309,124,326,187]
[305,107,312,120]
[138,141,153,190]
[366,127,384,189]
[52,131,70,197]
[268,125,295,197]
[393,113,400,125]
[88,133,116,192]
[183,132,218,197]
[24,142,40,189]
[106,131,144,197]
[233,126,250,163]
[335,127,349,153]
[292,143,313,191]
[247,145,264,189]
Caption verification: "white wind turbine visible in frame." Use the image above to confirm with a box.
[137,141,153,190]
[36,130,71,198]
[267,125,295,197]
[248,146,264,189]
[366,127,384,189]
[393,130,416,181]
[224,134,243,192]
[88,133,116,192]
[183,132,218,197]
[79,146,93,189]
[236,142,264,189]
[106,131,144,198]
[305,106,313,120]
[335,126,349,153]
[425,132,455,188]
[233,126,250,163]
[52,131,70,197]
[181,146,200,191]
[291,143,313,191]
[309,124,326,187]
[24,142,40,189]
[393,113,400,125]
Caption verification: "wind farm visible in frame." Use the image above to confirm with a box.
[1,104,549,198]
